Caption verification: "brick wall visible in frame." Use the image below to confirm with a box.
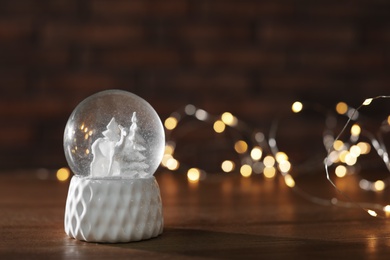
[0,0,389,170]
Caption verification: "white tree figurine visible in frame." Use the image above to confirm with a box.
[90,112,149,178]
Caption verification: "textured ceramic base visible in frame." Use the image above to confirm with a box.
[64,176,163,243]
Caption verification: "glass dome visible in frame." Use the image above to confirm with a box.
[63,90,165,178]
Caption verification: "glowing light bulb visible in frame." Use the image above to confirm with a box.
[333,140,344,151]
[292,101,303,113]
[374,180,385,191]
[335,165,347,178]
[367,210,377,217]
[187,168,201,182]
[234,140,248,154]
[57,167,70,181]
[275,152,288,163]
[263,156,275,167]
[250,147,263,160]
[278,161,291,173]
[351,124,361,136]
[164,117,178,130]
[336,102,348,115]
[263,167,276,178]
[164,143,175,155]
[240,164,252,177]
[221,160,235,172]
[357,142,371,154]
[213,120,226,133]
[166,158,179,171]
[363,98,373,106]
[221,112,237,126]
[284,174,295,188]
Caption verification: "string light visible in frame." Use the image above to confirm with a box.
[213,120,226,133]
[336,102,348,115]
[57,167,70,182]
[240,164,252,177]
[292,101,303,113]
[161,96,390,218]
[324,95,390,218]
[161,105,280,183]
[221,160,235,173]
[187,168,201,182]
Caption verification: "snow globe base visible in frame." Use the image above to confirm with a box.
[64,176,163,243]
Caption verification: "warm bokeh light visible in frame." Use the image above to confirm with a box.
[234,140,248,154]
[357,142,371,154]
[166,158,179,171]
[384,205,390,213]
[388,115,390,125]
[351,124,361,136]
[335,165,347,178]
[284,174,295,188]
[221,160,235,172]
[165,143,175,155]
[263,166,276,178]
[221,112,238,126]
[336,102,348,115]
[339,150,349,163]
[161,154,173,167]
[263,155,275,167]
[187,168,201,182]
[164,117,178,130]
[349,145,361,157]
[345,153,357,166]
[240,164,252,177]
[57,167,70,182]
[374,180,385,191]
[278,161,291,173]
[250,147,263,160]
[213,120,226,133]
[275,152,288,163]
[333,140,344,151]
[291,101,303,113]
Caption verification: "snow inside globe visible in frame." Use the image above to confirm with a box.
[63,90,165,243]
[64,89,165,178]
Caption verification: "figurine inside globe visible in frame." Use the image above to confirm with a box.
[63,89,165,178]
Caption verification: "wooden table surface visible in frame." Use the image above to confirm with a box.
[1,170,390,259]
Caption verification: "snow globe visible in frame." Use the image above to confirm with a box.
[63,89,165,243]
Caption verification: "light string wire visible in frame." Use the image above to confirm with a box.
[161,97,390,217]
[324,96,390,218]
[162,104,276,181]
[269,99,390,214]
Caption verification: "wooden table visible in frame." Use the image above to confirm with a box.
[1,170,390,259]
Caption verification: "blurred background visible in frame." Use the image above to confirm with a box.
[0,0,389,171]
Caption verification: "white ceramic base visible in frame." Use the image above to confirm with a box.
[64,176,163,243]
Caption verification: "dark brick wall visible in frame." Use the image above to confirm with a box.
[0,0,389,169]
